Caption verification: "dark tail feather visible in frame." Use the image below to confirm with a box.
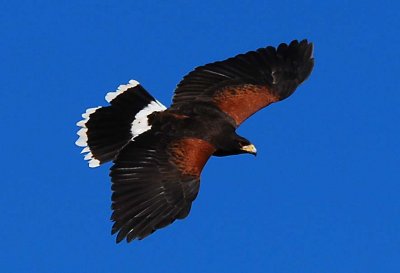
[76,80,166,167]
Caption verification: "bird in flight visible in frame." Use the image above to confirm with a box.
[76,39,314,243]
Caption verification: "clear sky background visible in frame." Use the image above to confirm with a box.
[1,0,399,272]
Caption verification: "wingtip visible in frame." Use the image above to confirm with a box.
[298,39,314,60]
[264,39,315,100]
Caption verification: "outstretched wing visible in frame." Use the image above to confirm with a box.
[171,40,314,126]
[110,130,215,243]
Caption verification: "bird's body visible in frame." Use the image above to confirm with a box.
[76,40,314,242]
[150,104,239,154]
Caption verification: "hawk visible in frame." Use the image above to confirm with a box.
[76,40,314,243]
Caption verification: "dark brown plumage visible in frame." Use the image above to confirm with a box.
[76,39,314,243]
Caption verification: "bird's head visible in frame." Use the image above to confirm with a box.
[213,134,257,157]
[236,136,257,156]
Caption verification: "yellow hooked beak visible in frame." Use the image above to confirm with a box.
[241,144,257,155]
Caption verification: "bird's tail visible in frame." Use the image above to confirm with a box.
[75,80,166,167]
[264,39,314,101]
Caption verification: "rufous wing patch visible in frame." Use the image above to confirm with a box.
[213,84,279,126]
[169,138,216,177]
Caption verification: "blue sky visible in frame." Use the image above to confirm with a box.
[1,0,399,272]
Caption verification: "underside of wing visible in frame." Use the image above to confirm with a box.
[171,40,314,126]
[110,130,215,243]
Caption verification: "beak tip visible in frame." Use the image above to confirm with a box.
[241,144,257,155]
